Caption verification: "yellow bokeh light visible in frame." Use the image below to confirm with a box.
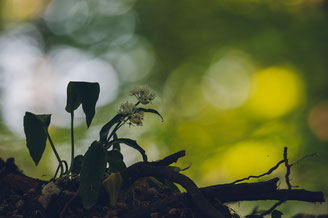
[175,122,213,148]
[201,141,282,184]
[247,66,304,118]
[1,0,49,22]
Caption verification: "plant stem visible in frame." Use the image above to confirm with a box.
[68,112,75,174]
[107,121,122,143]
[106,117,128,148]
[45,129,64,176]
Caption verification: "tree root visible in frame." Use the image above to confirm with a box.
[120,148,325,217]
[119,177,324,218]
[1,148,325,218]
[121,158,226,218]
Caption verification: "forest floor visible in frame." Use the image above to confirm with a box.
[0,150,326,218]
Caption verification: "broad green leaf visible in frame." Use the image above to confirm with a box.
[107,150,126,173]
[102,173,122,206]
[271,210,283,218]
[106,138,147,162]
[36,114,51,127]
[23,112,51,166]
[79,82,100,127]
[65,82,81,113]
[79,141,107,209]
[71,155,84,174]
[65,81,100,127]
[137,108,163,121]
[99,114,123,144]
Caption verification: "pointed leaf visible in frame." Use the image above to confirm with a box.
[137,108,163,121]
[65,82,81,113]
[103,173,122,206]
[107,138,147,162]
[36,114,51,127]
[99,114,123,144]
[23,112,51,166]
[107,150,126,173]
[79,141,107,209]
[65,81,100,127]
[79,82,100,127]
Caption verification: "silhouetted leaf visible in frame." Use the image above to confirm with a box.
[103,173,122,206]
[65,81,100,127]
[107,150,126,173]
[271,210,283,218]
[79,141,107,209]
[137,108,163,121]
[107,138,147,162]
[23,112,51,166]
[99,114,123,144]
[65,82,81,113]
[71,155,84,174]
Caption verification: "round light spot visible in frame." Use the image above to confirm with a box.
[2,0,49,22]
[247,66,304,118]
[201,141,281,183]
[202,50,253,110]
[308,101,328,141]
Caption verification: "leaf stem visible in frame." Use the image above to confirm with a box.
[68,112,75,175]
[106,117,128,148]
[45,129,64,177]
[107,121,122,143]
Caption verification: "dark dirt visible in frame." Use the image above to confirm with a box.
[0,157,233,218]
[1,156,326,218]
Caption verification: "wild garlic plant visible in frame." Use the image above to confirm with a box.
[23,82,162,209]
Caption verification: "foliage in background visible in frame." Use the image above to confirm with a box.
[1,0,328,215]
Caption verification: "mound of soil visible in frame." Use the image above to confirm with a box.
[0,152,325,218]
[0,157,234,218]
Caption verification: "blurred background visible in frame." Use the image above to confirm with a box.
[1,0,328,216]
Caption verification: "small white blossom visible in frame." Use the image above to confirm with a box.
[118,101,136,115]
[118,101,144,126]
[129,86,156,105]
[129,110,144,126]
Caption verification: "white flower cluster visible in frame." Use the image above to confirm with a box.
[118,101,144,126]
[129,86,156,105]
[128,110,144,126]
[118,101,136,115]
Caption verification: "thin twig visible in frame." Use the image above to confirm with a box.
[283,147,292,190]
[260,198,286,216]
[291,152,317,166]
[261,147,292,216]
[231,160,285,184]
